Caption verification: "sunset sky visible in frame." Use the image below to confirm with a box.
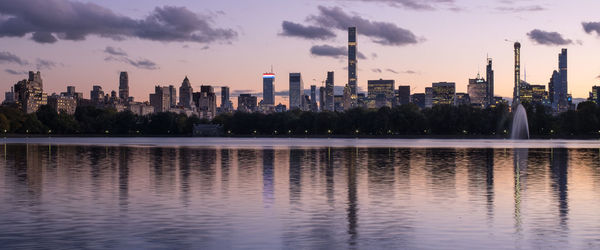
[1,0,600,105]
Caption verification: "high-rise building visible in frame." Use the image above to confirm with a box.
[325,71,334,111]
[220,86,233,112]
[486,58,494,107]
[179,76,194,108]
[168,85,177,107]
[289,73,303,109]
[425,87,433,108]
[310,85,317,111]
[149,86,171,113]
[61,86,83,100]
[263,73,275,105]
[12,71,47,113]
[343,84,352,110]
[549,70,558,104]
[90,85,104,105]
[119,72,129,100]
[589,86,600,104]
[348,27,357,98]
[468,75,487,108]
[432,82,455,106]
[47,94,77,115]
[319,87,326,111]
[368,79,395,108]
[397,85,411,106]
[513,42,521,106]
[556,48,568,112]
[238,94,257,112]
[455,93,471,106]
[194,85,217,119]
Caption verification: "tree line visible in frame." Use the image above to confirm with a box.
[1,102,600,137]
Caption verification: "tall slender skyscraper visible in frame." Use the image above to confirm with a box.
[348,27,357,98]
[325,71,334,111]
[557,48,568,111]
[263,73,275,105]
[119,72,128,100]
[289,73,303,109]
[486,58,494,107]
[513,42,521,105]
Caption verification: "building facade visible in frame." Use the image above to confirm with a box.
[179,76,194,108]
[289,73,303,109]
[119,72,129,101]
[263,73,275,105]
[325,71,334,111]
[432,82,456,106]
[348,27,357,98]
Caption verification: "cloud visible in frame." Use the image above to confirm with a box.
[280,21,336,40]
[527,29,572,46]
[310,44,367,59]
[583,22,600,36]
[5,69,27,75]
[0,0,237,44]
[337,0,456,11]
[35,59,58,70]
[372,68,382,73]
[0,51,28,65]
[103,46,158,70]
[104,46,128,56]
[386,69,399,74]
[403,70,417,74]
[496,5,545,12]
[309,6,420,46]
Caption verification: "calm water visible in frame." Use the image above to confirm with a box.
[1,138,600,249]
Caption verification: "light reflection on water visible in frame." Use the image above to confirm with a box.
[1,140,600,249]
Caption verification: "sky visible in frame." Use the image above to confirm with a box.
[1,0,600,106]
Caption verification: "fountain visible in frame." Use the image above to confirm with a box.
[511,104,530,139]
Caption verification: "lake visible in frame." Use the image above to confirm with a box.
[1,138,600,249]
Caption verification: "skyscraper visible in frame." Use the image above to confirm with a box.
[468,75,487,108]
[289,73,303,109]
[263,73,275,105]
[486,58,494,107]
[319,86,326,111]
[119,72,129,100]
[220,86,232,112]
[179,76,194,108]
[397,86,411,106]
[513,42,521,105]
[348,27,357,98]
[195,85,217,119]
[556,48,568,111]
[325,71,334,111]
[310,85,317,111]
[168,85,177,107]
[150,86,171,112]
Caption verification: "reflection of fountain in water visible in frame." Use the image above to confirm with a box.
[513,148,528,235]
[511,104,530,139]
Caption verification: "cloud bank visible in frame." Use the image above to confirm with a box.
[0,0,237,44]
[527,29,572,45]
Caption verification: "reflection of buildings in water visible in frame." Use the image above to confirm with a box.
[465,149,495,221]
[178,147,192,206]
[118,147,130,211]
[346,148,358,247]
[289,149,303,204]
[325,147,334,206]
[550,148,569,231]
[513,148,528,233]
[219,148,231,195]
[366,148,395,197]
[426,148,457,198]
[197,148,217,193]
[262,149,274,207]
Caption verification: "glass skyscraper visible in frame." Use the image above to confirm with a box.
[119,72,128,100]
[289,73,303,109]
[348,27,357,98]
[325,71,334,111]
[263,73,275,105]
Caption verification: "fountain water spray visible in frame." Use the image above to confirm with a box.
[511,104,530,139]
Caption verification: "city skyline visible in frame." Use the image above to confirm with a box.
[2,0,600,106]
